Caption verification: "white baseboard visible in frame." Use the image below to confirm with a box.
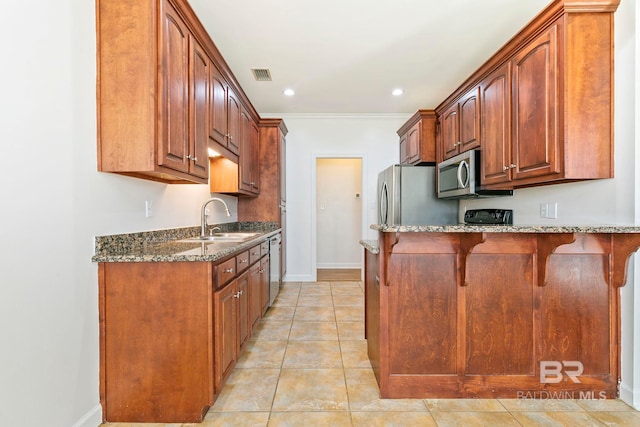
[619,382,640,409]
[316,263,362,269]
[72,404,102,427]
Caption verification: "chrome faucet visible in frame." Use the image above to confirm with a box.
[201,197,231,238]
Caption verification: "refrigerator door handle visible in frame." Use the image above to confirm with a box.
[380,182,389,225]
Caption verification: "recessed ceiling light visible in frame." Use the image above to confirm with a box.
[283,88,295,96]
[392,88,404,96]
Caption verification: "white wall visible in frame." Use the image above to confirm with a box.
[0,1,235,426]
[316,158,363,269]
[273,114,408,282]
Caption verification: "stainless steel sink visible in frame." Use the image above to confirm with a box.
[177,232,261,243]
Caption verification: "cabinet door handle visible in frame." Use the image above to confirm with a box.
[240,259,248,264]
[224,268,234,273]
[509,164,517,169]
[503,166,509,171]
[258,268,264,273]
[233,292,240,298]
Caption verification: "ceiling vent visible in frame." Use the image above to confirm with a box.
[251,68,272,81]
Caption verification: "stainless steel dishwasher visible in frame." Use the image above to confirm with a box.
[268,234,281,306]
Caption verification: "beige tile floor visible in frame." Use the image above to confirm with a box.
[103,280,640,427]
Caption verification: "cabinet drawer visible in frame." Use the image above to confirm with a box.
[236,250,250,273]
[249,244,261,265]
[260,241,269,257]
[216,257,236,288]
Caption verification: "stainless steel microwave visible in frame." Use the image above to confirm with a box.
[437,149,513,199]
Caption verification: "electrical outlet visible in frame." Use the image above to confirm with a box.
[540,203,547,218]
[539,202,558,219]
[145,200,153,218]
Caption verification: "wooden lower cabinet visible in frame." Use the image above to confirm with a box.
[369,231,640,399]
[99,238,275,423]
[249,262,262,330]
[214,269,250,394]
[99,262,212,423]
[214,277,237,394]
[260,255,270,315]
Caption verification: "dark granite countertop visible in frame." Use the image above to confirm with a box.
[92,222,280,263]
[370,224,640,233]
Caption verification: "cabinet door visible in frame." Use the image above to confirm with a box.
[214,280,237,392]
[227,87,241,155]
[260,256,270,315]
[458,87,481,152]
[239,109,254,193]
[159,0,190,173]
[440,104,459,160]
[238,111,260,195]
[249,262,262,330]
[250,119,260,193]
[189,35,209,179]
[512,23,560,181]
[236,270,250,353]
[481,62,512,186]
[209,64,228,147]
[399,134,408,164]
[405,122,421,164]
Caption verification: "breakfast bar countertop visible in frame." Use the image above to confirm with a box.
[370,224,640,233]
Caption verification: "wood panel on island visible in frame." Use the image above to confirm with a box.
[366,230,640,399]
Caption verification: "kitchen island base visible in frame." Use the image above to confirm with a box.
[365,231,640,399]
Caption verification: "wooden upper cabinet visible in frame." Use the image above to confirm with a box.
[438,87,480,161]
[239,109,259,194]
[459,88,481,152]
[227,87,241,156]
[440,0,617,190]
[97,0,213,183]
[511,23,560,182]
[480,62,512,186]
[98,0,268,186]
[209,64,229,149]
[210,107,260,196]
[440,105,459,161]
[397,110,437,165]
[158,1,190,175]
[188,35,210,180]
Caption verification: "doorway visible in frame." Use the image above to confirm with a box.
[315,157,363,281]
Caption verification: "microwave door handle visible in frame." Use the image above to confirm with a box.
[457,160,470,189]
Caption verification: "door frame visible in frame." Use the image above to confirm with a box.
[311,153,368,282]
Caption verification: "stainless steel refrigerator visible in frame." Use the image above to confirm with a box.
[378,164,457,226]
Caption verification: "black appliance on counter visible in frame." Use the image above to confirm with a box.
[464,209,513,225]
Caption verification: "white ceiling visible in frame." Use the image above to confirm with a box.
[189,0,551,115]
